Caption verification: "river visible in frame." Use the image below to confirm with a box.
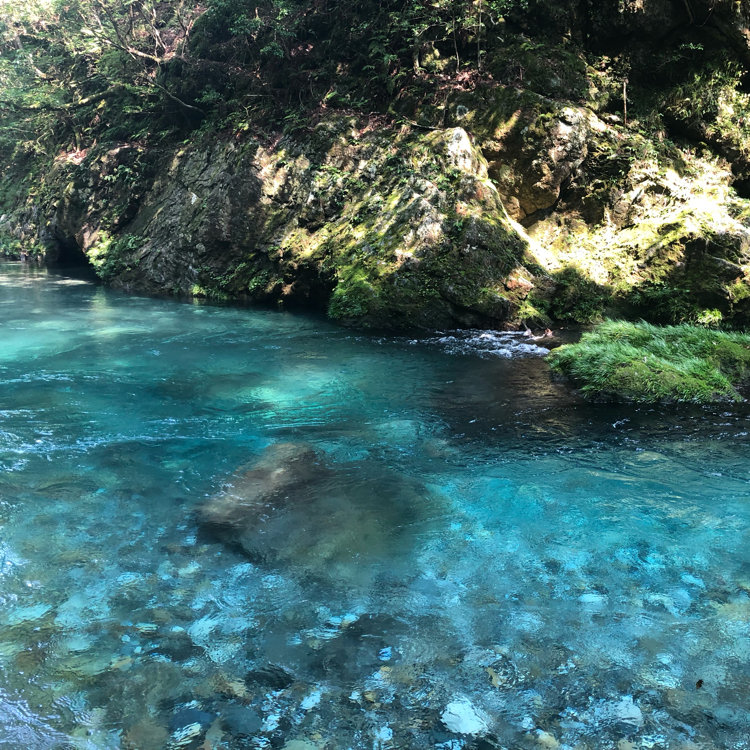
[0,261,749,749]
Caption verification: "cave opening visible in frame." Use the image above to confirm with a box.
[48,234,91,268]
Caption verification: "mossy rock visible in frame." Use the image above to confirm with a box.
[548,319,750,403]
[62,119,537,329]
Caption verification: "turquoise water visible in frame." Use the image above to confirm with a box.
[1,261,749,749]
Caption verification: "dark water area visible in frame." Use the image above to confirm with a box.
[0,261,749,749]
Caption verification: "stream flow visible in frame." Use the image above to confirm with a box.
[1,263,749,749]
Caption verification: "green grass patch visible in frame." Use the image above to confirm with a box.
[548,320,750,403]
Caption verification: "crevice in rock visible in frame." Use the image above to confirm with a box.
[46,233,91,268]
[731,176,750,199]
[518,178,572,229]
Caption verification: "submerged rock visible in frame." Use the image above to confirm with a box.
[608,696,644,732]
[441,698,490,736]
[196,441,439,580]
[245,664,295,690]
[167,721,204,749]
[168,707,215,734]
[197,442,323,536]
[218,704,263,738]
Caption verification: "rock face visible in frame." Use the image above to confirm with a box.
[4,9,750,330]
[33,120,538,330]
[437,83,750,327]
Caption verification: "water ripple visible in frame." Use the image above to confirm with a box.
[407,329,550,358]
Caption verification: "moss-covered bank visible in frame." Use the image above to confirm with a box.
[4,1,750,330]
[15,120,544,330]
[549,320,750,403]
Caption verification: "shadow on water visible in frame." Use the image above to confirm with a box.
[430,352,750,460]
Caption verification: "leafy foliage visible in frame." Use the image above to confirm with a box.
[0,0,204,161]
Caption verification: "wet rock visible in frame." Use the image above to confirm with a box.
[197,442,438,581]
[167,721,204,749]
[600,696,643,732]
[123,719,170,749]
[165,705,217,750]
[168,707,215,733]
[710,705,750,728]
[134,622,158,635]
[281,741,321,750]
[534,729,560,749]
[307,613,405,684]
[441,698,489,736]
[198,442,323,543]
[486,654,521,688]
[468,737,504,750]
[218,704,263,738]
[245,664,295,690]
[159,630,202,662]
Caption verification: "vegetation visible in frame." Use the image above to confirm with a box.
[549,320,750,403]
[3,0,750,344]
[1,0,747,154]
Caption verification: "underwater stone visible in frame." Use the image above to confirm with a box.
[245,663,295,690]
[534,729,560,748]
[197,440,434,580]
[168,708,216,733]
[135,622,158,635]
[159,630,201,662]
[441,698,489,735]
[218,704,263,738]
[608,696,644,731]
[197,441,323,560]
[373,725,393,744]
[300,689,322,710]
[167,722,204,749]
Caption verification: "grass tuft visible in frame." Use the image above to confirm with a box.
[548,319,750,403]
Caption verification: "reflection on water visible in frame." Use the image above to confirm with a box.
[1,261,750,748]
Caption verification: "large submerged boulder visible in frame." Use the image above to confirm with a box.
[196,442,435,580]
[198,442,323,536]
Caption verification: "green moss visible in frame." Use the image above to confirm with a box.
[88,232,143,282]
[327,272,381,321]
[548,265,610,323]
[516,294,552,327]
[549,319,750,403]
[486,37,589,101]
[297,125,533,328]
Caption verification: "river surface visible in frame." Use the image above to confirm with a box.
[1,261,749,750]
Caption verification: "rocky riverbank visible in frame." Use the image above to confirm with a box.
[2,1,750,331]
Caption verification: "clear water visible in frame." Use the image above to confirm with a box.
[1,262,749,750]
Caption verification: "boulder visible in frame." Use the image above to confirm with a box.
[197,442,323,536]
[196,442,437,578]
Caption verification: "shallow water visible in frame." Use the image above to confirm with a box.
[1,262,749,750]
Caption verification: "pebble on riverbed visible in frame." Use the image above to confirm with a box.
[441,698,489,735]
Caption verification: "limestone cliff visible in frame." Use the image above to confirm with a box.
[2,0,750,330]
[6,119,544,329]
